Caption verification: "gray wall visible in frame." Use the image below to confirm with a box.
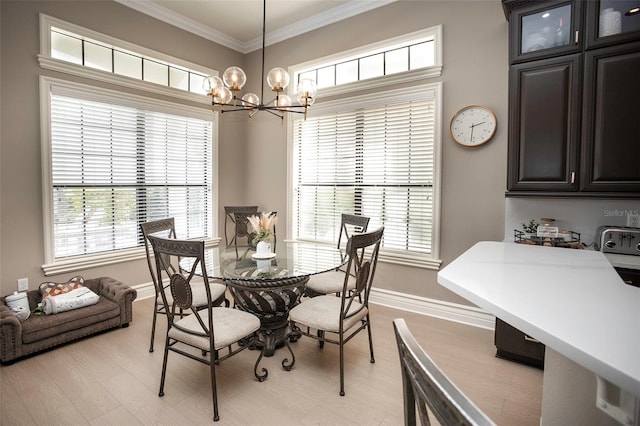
[1,0,509,306]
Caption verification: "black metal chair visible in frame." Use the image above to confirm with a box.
[140,218,227,353]
[286,227,384,396]
[392,318,496,426]
[223,206,258,248]
[147,234,268,422]
[305,213,370,297]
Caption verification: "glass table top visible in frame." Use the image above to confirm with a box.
[181,241,346,281]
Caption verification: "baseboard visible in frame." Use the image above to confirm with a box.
[132,282,155,301]
[132,282,495,330]
[369,287,495,330]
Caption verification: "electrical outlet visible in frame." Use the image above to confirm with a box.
[17,278,28,292]
[628,213,640,228]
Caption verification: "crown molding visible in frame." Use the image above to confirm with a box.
[115,0,246,52]
[244,0,397,53]
[116,0,396,54]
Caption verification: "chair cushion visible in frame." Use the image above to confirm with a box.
[305,270,355,295]
[168,307,260,350]
[157,280,226,307]
[289,296,368,333]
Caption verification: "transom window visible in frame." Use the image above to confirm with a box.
[299,41,434,89]
[50,28,208,94]
[292,26,442,95]
[38,14,215,103]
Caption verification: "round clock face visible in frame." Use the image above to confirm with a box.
[450,105,497,147]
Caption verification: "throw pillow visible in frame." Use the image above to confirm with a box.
[40,275,84,298]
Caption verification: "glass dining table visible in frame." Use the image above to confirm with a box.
[181,241,346,356]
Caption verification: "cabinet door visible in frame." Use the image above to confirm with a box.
[581,41,640,192]
[585,0,640,50]
[507,55,582,192]
[506,0,583,64]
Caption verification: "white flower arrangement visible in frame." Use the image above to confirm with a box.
[247,211,277,244]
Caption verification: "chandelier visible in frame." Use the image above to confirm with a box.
[202,0,318,120]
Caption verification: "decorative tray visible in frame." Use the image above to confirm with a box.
[514,229,584,249]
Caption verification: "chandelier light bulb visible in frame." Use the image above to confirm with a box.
[242,93,260,108]
[267,67,290,91]
[223,66,247,91]
[215,86,233,104]
[296,78,318,106]
[275,94,292,110]
[203,75,224,95]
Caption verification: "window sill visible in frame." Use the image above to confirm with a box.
[379,250,442,270]
[41,238,221,276]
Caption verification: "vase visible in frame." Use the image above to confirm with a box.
[256,240,271,255]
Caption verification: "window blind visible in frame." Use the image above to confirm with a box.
[50,92,213,259]
[293,95,435,255]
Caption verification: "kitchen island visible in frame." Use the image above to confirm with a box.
[438,241,639,425]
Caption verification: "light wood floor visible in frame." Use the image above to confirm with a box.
[1,297,542,425]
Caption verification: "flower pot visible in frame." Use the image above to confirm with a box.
[256,240,271,255]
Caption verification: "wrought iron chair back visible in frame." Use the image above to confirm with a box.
[338,213,371,249]
[393,318,496,426]
[340,226,383,316]
[304,213,370,298]
[223,205,258,248]
[140,218,176,352]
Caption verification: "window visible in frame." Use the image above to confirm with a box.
[39,14,215,103]
[50,27,208,93]
[290,28,443,268]
[41,78,215,274]
[291,84,442,268]
[38,16,218,275]
[292,26,442,97]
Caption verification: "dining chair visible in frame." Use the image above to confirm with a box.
[223,206,259,248]
[392,318,496,426]
[285,227,384,396]
[140,218,228,353]
[147,234,268,422]
[305,213,370,297]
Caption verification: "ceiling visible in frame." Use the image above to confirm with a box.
[116,0,397,53]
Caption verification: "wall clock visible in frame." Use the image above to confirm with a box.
[450,105,497,147]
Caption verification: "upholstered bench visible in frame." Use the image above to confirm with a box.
[0,277,136,364]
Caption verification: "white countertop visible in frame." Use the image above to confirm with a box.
[437,241,640,397]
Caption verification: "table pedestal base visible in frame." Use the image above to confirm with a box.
[226,275,308,357]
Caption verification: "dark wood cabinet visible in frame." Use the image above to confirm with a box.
[504,0,640,197]
[581,41,640,191]
[507,54,581,191]
[495,318,545,368]
[505,0,583,64]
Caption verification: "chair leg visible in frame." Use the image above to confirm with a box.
[318,330,325,348]
[366,316,375,363]
[339,335,345,396]
[159,337,170,397]
[209,351,220,421]
[149,305,158,352]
